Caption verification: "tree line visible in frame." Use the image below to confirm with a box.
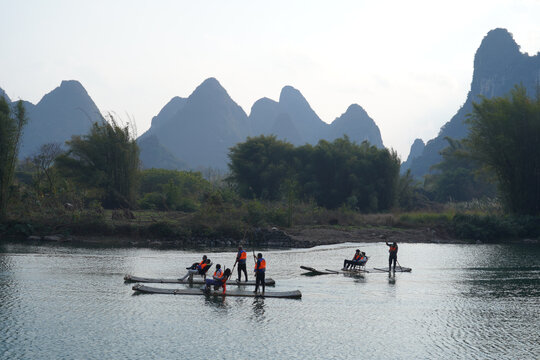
[1,84,540,223]
[424,85,540,216]
[228,135,401,212]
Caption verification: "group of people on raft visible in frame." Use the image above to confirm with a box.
[180,241,400,294]
[179,247,267,294]
[342,241,399,271]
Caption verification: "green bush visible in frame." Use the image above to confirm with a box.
[267,207,289,227]
[398,212,453,225]
[138,192,165,210]
[451,213,540,241]
[244,200,267,227]
[0,221,34,237]
[147,222,177,238]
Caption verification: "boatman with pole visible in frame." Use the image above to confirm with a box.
[253,252,266,294]
[234,246,248,282]
[386,242,398,272]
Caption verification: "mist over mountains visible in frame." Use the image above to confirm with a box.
[1,78,383,170]
[139,78,384,169]
[2,28,536,174]
[0,80,101,159]
[403,28,540,177]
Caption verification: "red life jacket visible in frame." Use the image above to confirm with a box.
[353,253,361,261]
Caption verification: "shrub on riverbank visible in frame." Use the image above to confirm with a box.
[451,213,540,242]
[2,195,539,243]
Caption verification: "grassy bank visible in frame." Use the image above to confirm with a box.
[1,199,540,244]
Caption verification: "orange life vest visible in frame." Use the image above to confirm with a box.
[200,262,208,271]
[238,251,247,260]
[353,253,361,261]
[255,258,266,272]
[213,269,223,279]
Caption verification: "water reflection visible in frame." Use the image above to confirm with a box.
[204,295,229,311]
[0,242,539,360]
[456,245,540,300]
[251,298,265,322]
[343,273,365,282]
[0,253,13,273]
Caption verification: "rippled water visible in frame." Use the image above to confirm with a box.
[1,242,539,359]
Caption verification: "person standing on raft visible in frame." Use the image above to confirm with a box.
[235,246,248,282]
[253,253,266,294]
[386,242,398,271]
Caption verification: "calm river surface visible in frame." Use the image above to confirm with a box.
[1,241,539,359]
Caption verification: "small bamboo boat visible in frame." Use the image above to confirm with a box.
[300,266,339,275]
[372,266,412,273]
[132,284,301,299]
[124,274,275,286]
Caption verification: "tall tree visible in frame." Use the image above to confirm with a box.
[425,137,496,202]
[296,138,400,211]
[466,85,540,215]
[0,98,27,220]
[29,143,64,195]
[228,135,295,200]
[56,116,140,208]
[228,135,401,211]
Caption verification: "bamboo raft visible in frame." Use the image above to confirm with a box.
[372,266,412,273]
[124,274,276,286]
[300,265,412,275]
[132,284,301,299]
[300,266,339,275]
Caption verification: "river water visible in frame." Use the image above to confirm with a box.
[0,241,539,360]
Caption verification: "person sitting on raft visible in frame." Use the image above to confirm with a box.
[204,264,231,293]
[343,249,367,270]
[180,256,212,281]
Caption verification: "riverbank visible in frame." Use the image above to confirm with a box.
[3,209,539,249]
[5,225,477,250]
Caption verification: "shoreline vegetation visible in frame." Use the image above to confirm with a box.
[2,207,539,249]
[2,87,540,249]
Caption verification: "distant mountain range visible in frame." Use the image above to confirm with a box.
[2,28,536,173]
[139,78,384,169]
[0,80,101,159]
[403,28,540,177]
[1,77,383,170]
[138,77,252,169]
[0,88,11,103]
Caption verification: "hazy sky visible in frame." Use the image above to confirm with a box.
[1,0,539,159]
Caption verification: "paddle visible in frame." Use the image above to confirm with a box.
[396,259,404,271]
[253,249,258,275]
